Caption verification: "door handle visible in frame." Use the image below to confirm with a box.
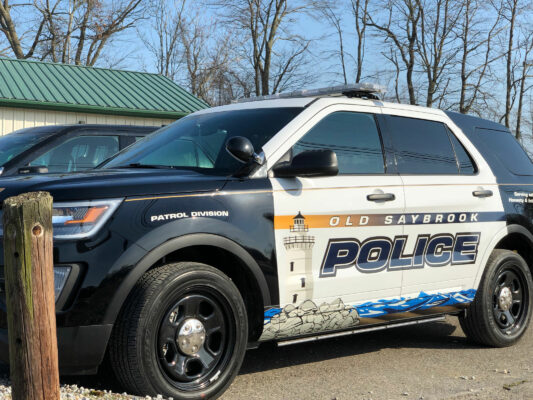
[367,193,395,202]
[473,189,493,198]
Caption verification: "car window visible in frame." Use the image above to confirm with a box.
[387,116,458,174]
[447,128,476,175]
[475,128,533,175]
[292,112,384,174]
[139,138,214,168]
[102,108,303,175]
[30,135,119,173]
[0,128,57,166]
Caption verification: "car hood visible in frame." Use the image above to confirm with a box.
[0,169,228,203]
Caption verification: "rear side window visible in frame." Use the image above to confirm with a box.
[387,116,458,174]
[476,128,533,175]
[293,112,384,174]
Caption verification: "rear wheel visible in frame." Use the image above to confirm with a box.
[460,249,533,347]
[109,262,248,399]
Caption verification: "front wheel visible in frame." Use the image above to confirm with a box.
[109,262,248,399]
[460,249,533,347]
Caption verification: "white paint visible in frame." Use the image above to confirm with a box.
[262,97,505,309]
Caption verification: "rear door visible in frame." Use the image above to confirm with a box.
[381,112,505,304]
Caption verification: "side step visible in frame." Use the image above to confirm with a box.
[276,315,446,347]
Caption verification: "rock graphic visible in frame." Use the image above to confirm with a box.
[260,298,360,340]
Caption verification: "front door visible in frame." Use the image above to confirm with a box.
[269,109,405,338]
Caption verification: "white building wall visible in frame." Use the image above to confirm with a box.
[0,106,177,135]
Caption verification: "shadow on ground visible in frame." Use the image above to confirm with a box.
[238,319,479,375]
[4,319,482,392]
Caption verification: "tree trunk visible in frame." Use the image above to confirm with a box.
[504,0,518,128]
[3,192,59,400]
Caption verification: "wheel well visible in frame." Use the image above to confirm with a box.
[495,232,533,271]
[148,245,264,342]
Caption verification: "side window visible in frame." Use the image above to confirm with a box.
[293,112,384,174]
[30,135,119,173]
[387,116,458,174]
[476,128,532,175]
[447,129,476,175]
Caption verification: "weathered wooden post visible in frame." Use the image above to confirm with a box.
[3,192,60,400]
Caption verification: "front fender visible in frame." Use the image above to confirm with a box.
[103,228,272,325]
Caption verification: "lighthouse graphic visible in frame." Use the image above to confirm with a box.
[283,212,315,304]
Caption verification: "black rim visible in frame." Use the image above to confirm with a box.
[492,262,529,334]
[156,288,235,391]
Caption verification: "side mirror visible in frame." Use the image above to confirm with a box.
[18,166,48,174]
[225,136,262,164]
[273,150,339,178]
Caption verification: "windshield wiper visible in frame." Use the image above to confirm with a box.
[115,163,175,169]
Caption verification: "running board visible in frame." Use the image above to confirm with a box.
[276,315,446,347]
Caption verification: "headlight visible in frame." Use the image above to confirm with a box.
[0,198,122,239]
[52,199,122,239]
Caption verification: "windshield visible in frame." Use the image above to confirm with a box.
[102,108,303,175]
[0,128,56,166]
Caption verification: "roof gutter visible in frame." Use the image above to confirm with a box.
[0,98,191,119]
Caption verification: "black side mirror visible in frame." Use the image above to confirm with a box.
[226,136,262,164]
[18,166,48,174]
[273,149,339,178]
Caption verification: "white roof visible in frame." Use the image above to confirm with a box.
[192,98,314,115]
[193,96,444,118]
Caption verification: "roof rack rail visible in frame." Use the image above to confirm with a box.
[233,83,385,103]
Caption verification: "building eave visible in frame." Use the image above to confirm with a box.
[0,98,189,119]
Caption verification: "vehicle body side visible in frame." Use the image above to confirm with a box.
[0,98,531,375]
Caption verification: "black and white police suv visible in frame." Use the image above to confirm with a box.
[0,84,532,399]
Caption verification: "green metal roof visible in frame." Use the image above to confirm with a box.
[0,58,208,119]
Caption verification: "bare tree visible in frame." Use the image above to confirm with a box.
[515,30,533,140]
[498,0,522,127]
[416,0,462,107]
[351,0,369,83]
[141,0,186,80]
[179,14,233,102]
[208,0,313,96]
[0,0,145,66]
[366,0,422,105]
[318,2,347,84]
[0,0,46,59]
[455,0,503,114]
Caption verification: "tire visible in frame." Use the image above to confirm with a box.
[109,262,248,399]
[459,249,533,347]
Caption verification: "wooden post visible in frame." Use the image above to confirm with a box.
[3,192,60,400]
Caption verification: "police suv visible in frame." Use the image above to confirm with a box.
[0,84,532,399]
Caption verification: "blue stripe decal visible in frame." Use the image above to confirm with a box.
[354,289,476,317]
[263,289,476,323]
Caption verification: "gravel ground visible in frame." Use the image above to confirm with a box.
[0,316,531,399]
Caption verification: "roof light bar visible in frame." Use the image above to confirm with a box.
[234,83,385,103]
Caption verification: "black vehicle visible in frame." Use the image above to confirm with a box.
[0,85,532,399]
[0,124,158,176]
